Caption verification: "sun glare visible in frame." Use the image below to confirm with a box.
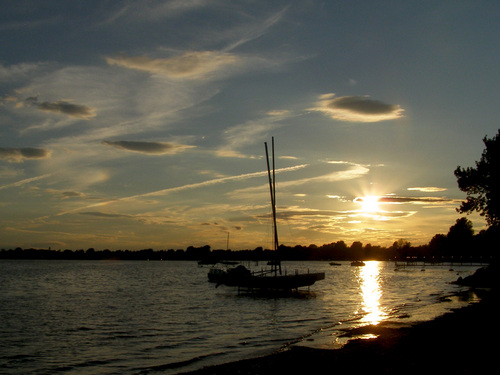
[355,195,381,213]
[358,261,384,325]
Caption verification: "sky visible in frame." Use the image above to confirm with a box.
[1,0,499,251]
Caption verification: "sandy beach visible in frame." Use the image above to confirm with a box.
[183,268,497,375]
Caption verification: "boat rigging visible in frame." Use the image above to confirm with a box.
[213,137,325,293]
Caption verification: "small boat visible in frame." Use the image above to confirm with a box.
[329,262,342,266]
[351,260,365,266]
[207,261,239,283]
[208,266,228,283]
[216,138,325,292]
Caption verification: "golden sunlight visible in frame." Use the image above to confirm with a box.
[355,195,381,213]
[358,261,384,325]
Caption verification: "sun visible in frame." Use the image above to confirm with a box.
[354,195,381,213]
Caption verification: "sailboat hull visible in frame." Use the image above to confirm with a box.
[220,269,325,291]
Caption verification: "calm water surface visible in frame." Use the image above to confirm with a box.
[0,260,481,374]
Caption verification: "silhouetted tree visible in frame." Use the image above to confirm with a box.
[428,233,448,257]
[333,241,348,259]
[392,239,412,259]
[186,245,211,260]
[350,241,364,260]
[455,129,500,227]
[447,217,474,256]
[447,217,474,240]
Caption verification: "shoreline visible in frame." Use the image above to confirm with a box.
[181,286,497,374]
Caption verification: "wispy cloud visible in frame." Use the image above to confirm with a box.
[102,140,195,155]
[216,111,294,158]
[0,173,52,190]
[230,161,370,199]
[0,166,22,178]
[102,0,212,24]
[408,187,447,192]
[0,147,51,163]
[224,5,289,51]
[267,110,291,116]
[311,94,404,122]
[106,51,240,80]
[79,211,133,219]
[352,194,460,208]
[0,62,45,82]
[349,210,417,221]
[56,164,309,216]
[378,196,459,205]
[271,207,415,221]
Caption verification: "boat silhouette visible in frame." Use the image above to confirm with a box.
[215,137,325,292]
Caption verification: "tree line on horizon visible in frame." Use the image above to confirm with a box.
[2,130,499,263]
[0,217,497,262]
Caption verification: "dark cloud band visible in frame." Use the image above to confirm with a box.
[26,97,96,119]
[312,94,404,122]
[102,140,194,155]
[0,147,51,162]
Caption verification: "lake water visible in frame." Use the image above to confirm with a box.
[0,260,482,374]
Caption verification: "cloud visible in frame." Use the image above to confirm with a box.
[368,196,460,205]
[216,111,294,158]
[45,189,86,199]
[224,5,289,51]
[102,0,211,24]
[56,164,309,216]
[106,51,240,80]
[0,62,44,82]
[0,173,52,190]
[102,140,195,155]
[79,211,133,218]
[0,147,51,163]
[0,95,24,108]
[266,109,291,116]
[229,161,369,200]
[275,209,345,219]
[350,210,417,220]
[407,187,447,192]
[311,94,404,122]
[25,97,96,119]
[0,166,22,178]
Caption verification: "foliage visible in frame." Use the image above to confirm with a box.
[2,221,496,262]
[1,222,498,263]
[455,129,500,227]
[447,217,474,241]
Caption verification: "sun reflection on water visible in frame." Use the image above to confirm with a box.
[357,261,385,325]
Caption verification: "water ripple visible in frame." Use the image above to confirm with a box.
[0,260,480,374]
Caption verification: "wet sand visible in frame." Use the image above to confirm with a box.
[183,286,497,375]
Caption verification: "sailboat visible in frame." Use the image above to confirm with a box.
[216,137,325,292]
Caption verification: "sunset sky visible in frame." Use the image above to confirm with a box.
[1,1,499,251]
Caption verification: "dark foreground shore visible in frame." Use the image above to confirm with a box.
[183,268,498,375]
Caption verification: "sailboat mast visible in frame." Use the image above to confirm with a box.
[271,137,279,253]
[265,138,281,275]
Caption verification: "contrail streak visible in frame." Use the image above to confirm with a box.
[57,164,309,216]
[0,174,52,190]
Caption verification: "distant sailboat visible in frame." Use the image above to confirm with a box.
[206,232,237,282]
[351,261,365,266]
[216,137,325,292]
